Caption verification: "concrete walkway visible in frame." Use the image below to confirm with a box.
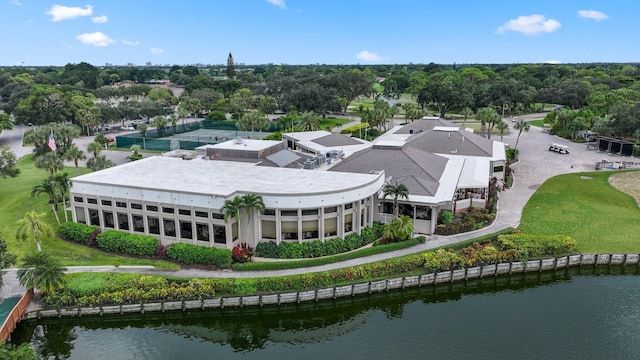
[1,115,631,297]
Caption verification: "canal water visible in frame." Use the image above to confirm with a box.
[11,266,640,359]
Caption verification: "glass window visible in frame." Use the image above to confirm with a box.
[213,224,226,244]
[146,205,158,212]
[101,200,112,206]
[131,203,142,210]
[324,218,337,237]
[345,203,353,210]
[180,220,193,240]
[212,213,224,220]
[196,223,209,241]
[493,165,504,173]
[281,221,298,240]
[163,218,176,237]
[325,206,337,213]
[87,198,98,204]
[302,209,318,216]
[75,207,86,223]
[264,209,276,216]
[179,209,191,216]
[73,196,84,203]
[148,217,160,235]
[116,201,127,208]
[117,213,129,230]
[195,211,208,218]
[281,210,298,217]
[88,209,100,226]
[132,215,144,233]
[103,211,114,228]
[261,220,276,239]
[162,207,175,214]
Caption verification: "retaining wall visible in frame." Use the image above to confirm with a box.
[23,253,640,320]
[1,289,33,341]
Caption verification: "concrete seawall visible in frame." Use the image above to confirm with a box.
[23,253,640,320]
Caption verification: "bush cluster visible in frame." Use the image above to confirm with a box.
[95,230,158,257]
[434,210,495,235]
[255,223,383,259]
[42,274,218,308]
[496,233,577,259]
[166,243,232,268]
[58,222,99,244]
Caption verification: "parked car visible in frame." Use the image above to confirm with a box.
[121,125,135,131]
[107,136,115,143]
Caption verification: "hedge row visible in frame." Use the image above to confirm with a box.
[255,224,384,259]
[58,222,99,244]
[95,230,158,257]
[496,233,577,258]
[166,243,232,268]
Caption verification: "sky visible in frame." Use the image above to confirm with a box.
[1,0,637,66]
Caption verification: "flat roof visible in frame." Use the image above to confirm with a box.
[71,156,383,198]
[203,138,283,151]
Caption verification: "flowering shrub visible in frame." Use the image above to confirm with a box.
[232,243,253,263]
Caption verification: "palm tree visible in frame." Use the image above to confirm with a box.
[152,116,168,137]
[402,103,416,121]
[87,155,114,171]
[382,181,409,218]
[242,110,266,138]
[383,215,414,242]
[34,152,64,176]
[94,133,110,149]
[64,145,86,176]
[461,107,473,127]
[17,251,67,294]
[241,194,265,243]
[222,196,244,241]
[297,111,321,131]
[495,121,509,142]
[54,172,71,222]
[31,177,61,224]
[16,211,54,252]
[476,107,500,138]
[87,142,103,158]
[513,118,531,153]
[138,123,148,149]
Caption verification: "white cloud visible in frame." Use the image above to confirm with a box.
[11,0,21,5]
[150,48,164,55]
[76,32,115,47]
[496,14,561,35]
[266,0,286,9]
[92,15,108,24]
[578,10,609,21]
[122,40,139,46]
[543,59,562,64]
[46,4,93,22]
[357,50,382,62]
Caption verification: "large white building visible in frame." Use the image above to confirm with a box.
[70,156,384,249]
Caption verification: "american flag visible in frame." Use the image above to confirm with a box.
[48,132,57,152]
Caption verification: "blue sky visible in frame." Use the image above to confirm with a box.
[1,1,635,66]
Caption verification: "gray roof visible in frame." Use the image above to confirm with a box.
[394,118,451,134]
[265,149,304,167]
[328,145,447,196]
[312,133,363,147]
[406,127,494,157]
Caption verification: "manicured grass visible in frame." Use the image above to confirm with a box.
[527,119,546,127]
[0,155,178,269]
[518,171,640,253]
[319,117,349,130]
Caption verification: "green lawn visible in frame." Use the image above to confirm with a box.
[527,119,546,127]
[319,117,350,130]
[518,171,640,253]
[0,156,179,269]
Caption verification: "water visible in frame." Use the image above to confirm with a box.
[12,267,640,359]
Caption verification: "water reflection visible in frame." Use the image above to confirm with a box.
[12,266,640,359]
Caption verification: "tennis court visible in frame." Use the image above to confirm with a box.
[158,128,271,142]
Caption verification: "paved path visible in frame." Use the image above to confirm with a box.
[1,115,632,297]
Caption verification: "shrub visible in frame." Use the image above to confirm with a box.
[166,243,232,268]
[496,234,577,259]
[205,110,227,121]
[439,210,453,224]
[423,249,463,272]
[59,222,99,243]
[232,243,253,263]
[255,241,278,258]
[95,230,158,256]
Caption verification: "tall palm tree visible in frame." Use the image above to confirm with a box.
[152,116,168,137]
[495,121,509,142]
[87,142,103,158]
[222,196,244,241]
[138,124,148,149]
[297,111,321,131]
[476,107,499,138]
[54,172,71,222]
[94,133,110,149]
[34,152,64,176]
[64,145,86,176]
[241,194,265,243]
[383,215,414,242]
[16,211,54,252]
[241,110,267,138]
[17,251,67,294]
[382,181,409,218]
[513,119,531,153]
[31,177,60,224]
